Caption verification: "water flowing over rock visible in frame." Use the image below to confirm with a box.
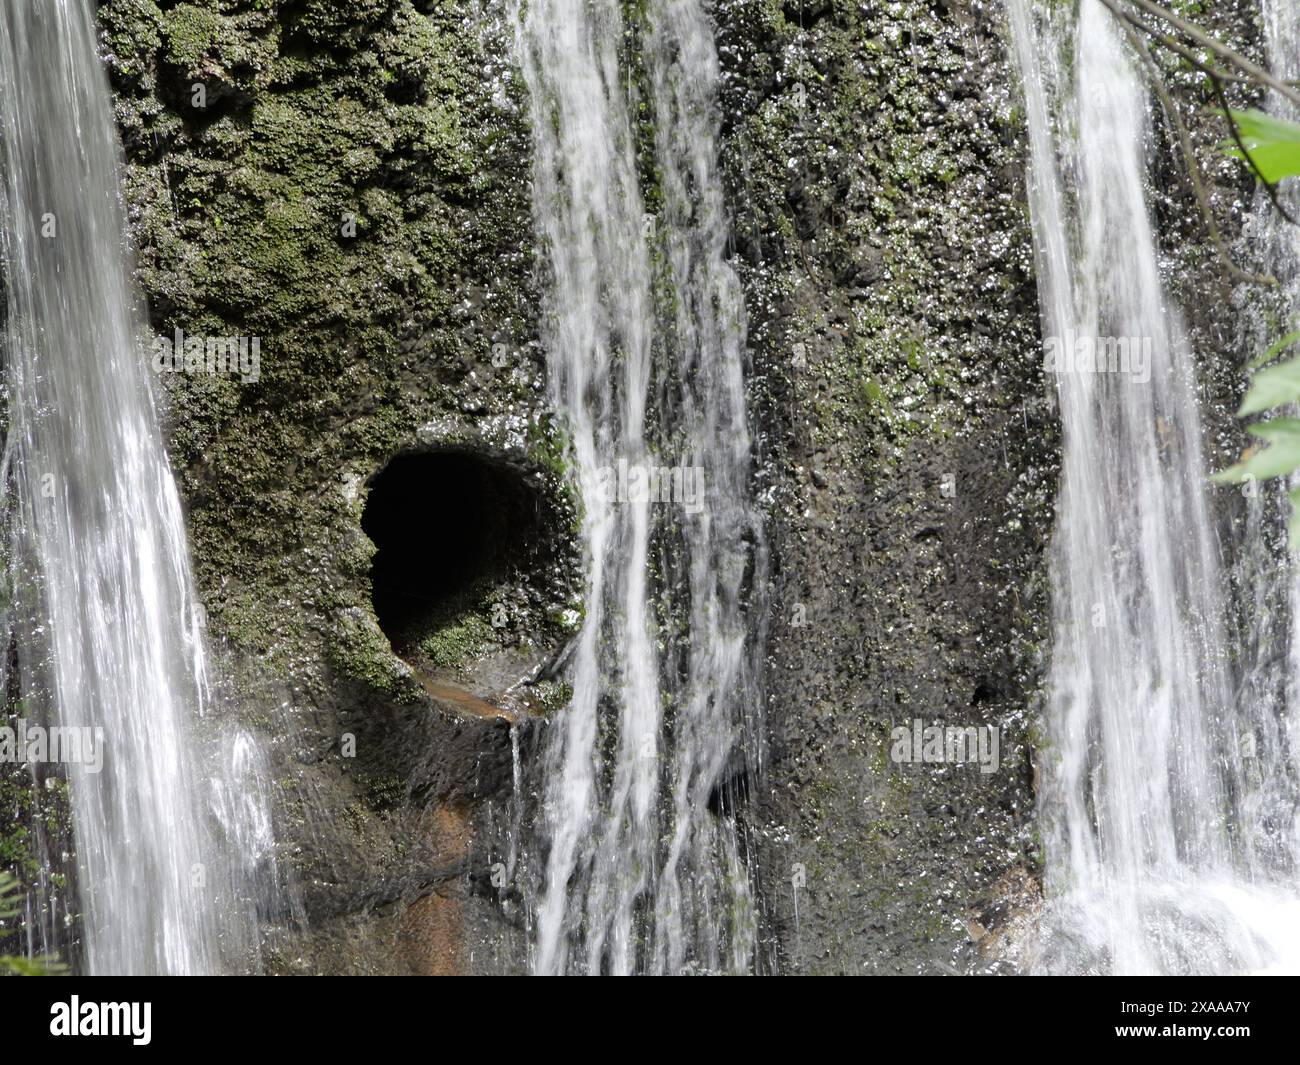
[1010,0,1300,974]
[4,0,1300,981]
[511,0,767,975]
[0,0,274,975]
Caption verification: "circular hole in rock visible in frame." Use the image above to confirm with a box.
[361,450,546,653]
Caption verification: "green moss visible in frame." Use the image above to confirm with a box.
[358,772,407,811]
[328,610,422,702]
[418,608,496,673]
[859,375,885,409]
[102,0,164,76]
[531,680,573,718]
[95,0,562,726]
[160,4,225,74]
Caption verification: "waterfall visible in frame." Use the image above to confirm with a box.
[0,0,273,974]
[1233,0,1300,895]
[1258,0,1300,870]
[510,0,767,974]
[1010,0,1300,973]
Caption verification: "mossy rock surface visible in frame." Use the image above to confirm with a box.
[98,0,573,973]
[73,0,1260,974]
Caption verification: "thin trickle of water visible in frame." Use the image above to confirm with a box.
[0,0,274,974]
[644,0,770,976]
[1009,0,1300,973]
[1256,1,1300,883]
[505,723,522,887]
[510,0,766,974]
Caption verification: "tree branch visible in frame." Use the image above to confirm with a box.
[1129,0,1300,110]
[1121,19,1275,285]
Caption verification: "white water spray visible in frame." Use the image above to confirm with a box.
[511,0,766,974]
[0,0,274,974]
[1010,0,1300,974]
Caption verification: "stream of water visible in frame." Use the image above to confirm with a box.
[0,0,273,975]
[1010,0,1300,974]
[510,0,767,975]
[13,0,1300,980]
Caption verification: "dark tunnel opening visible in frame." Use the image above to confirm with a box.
[361,450,544,651]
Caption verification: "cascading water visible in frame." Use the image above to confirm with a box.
[0,0,274,974]
[1010,0,1300,974]
[1256,0,1300,864]
[1235,0,1300,893]
[510,0,767,974]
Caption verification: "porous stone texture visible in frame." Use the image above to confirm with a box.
[73,0,1263,975]
[714,0,1054,974]
[96,0,578,973]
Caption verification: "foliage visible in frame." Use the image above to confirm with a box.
[0,871,65,976]
[1212,112,1300,541]
[1225,110,1300,185]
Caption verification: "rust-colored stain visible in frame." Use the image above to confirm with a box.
[421,676,517,723]
[400,804,471,975]
[401,894,463,976]
[402,671,521,974]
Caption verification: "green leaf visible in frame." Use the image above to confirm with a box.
[1239,355,1300,416]
[1250,328,1300,369]
[1223,329,1300,548]
[1214,418,1300,482]
[1247,416,1300,441]
[1225,108,1300,184]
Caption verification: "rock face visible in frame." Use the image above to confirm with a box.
[61,0,1253,974]
[97,0,579,974]
[714,0,1053,973]
[86,0,1055,974]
